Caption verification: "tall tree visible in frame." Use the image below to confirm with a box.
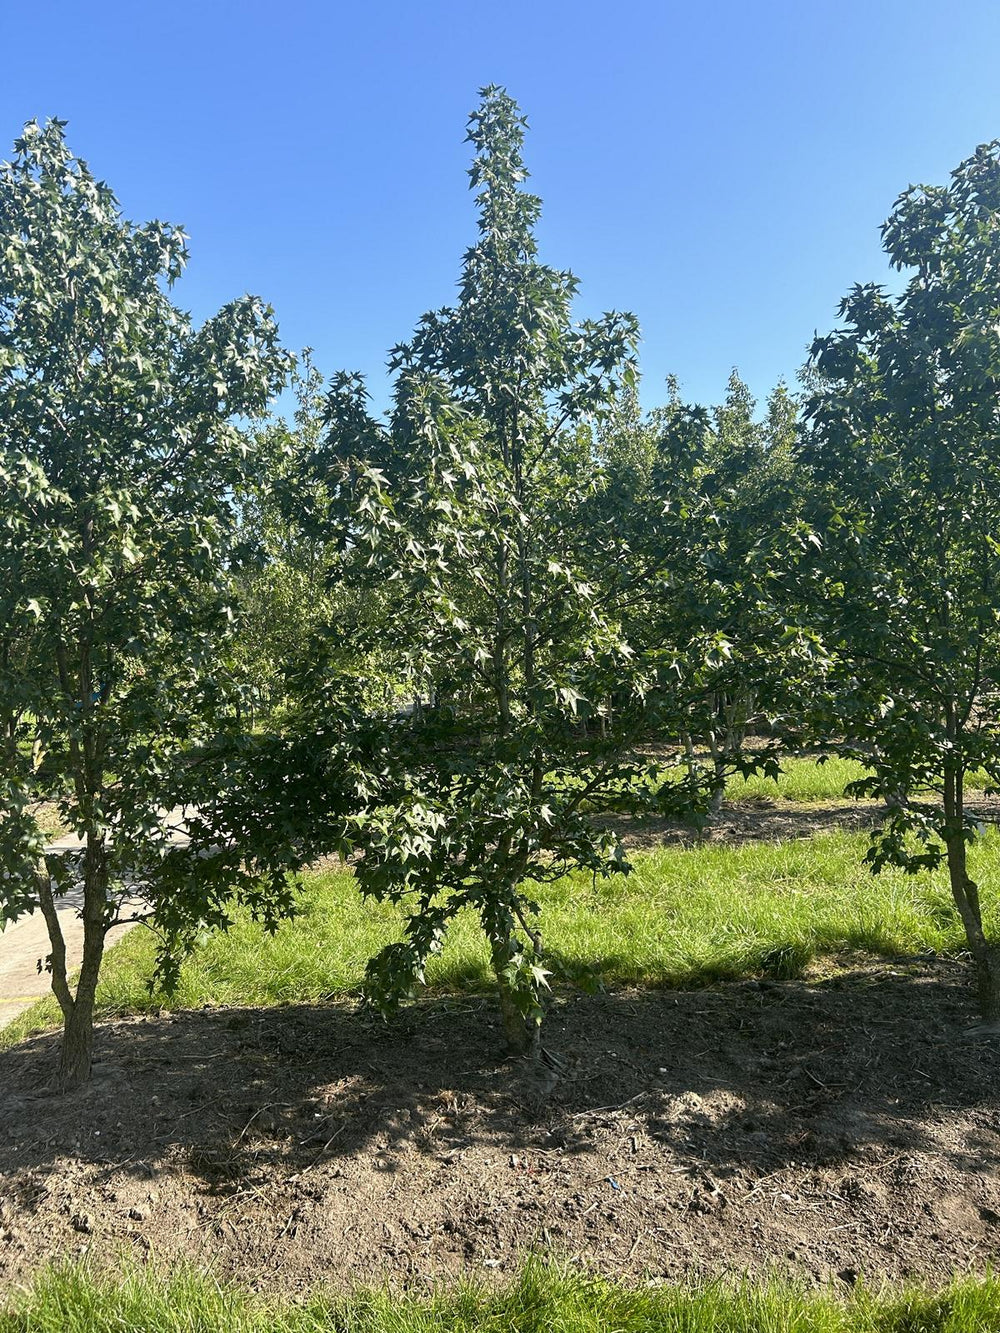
[319,88,709,1054]
[0,120,291,1088]
[806,140,1000,1021]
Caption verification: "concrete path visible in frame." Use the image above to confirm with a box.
[0,809,190,1031]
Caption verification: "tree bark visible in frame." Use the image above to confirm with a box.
[39,837,109,1091]
[943,764,1000,1020]
[57,983,98,1091]
[944,833,1000,1021]
[973,942,1000,1024]
[57,901,106,1091]
[35,865,74,1020]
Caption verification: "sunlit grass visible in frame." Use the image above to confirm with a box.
[725,755,872,803]
[724,754,992,804]
[5,1259,1000,1333]
[5,828,993,1047]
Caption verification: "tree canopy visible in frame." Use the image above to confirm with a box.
[0,119,291,1086]
[7,99,1000,1087]
[806,140,1000,1019]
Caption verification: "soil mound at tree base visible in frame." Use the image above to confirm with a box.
[1,964,997,1292]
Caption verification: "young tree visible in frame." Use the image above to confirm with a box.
[229,352,404,727]
[605,372,819,814]
[0,120,291,1088]
[672,374,794,807]
[318,88,711,1055]
[806,141,1000,1021]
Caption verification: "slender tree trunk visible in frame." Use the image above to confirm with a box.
[490,934,538,1057]
[708,689,749,817]
[882,784,908,811]
[38,838,109,1091]
[57,980,99,1091]
[945,830,1000,1020]
[59,880,106,1090]
[682,731,697,782]
[36,864,74,1020]
[494,538,510,736]
[706,709,726,818]
[944,764,1000,1021]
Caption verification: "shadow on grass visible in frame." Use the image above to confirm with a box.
[1,919,963,1054]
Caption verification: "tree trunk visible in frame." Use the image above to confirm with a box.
[57,905,106,1091]
[39,836,109,1091]
[973,943,1000,1024]
[58,986,98,1091]
[706,747,726,820]
[943,764,1000,1020]
[682,731,697,782]
[945,835,1000,1021]
[490,937,538,1057]
[882,781,907,811]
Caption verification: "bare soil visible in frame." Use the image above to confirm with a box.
[611,796,1000,853]
[3,958,1000,1292]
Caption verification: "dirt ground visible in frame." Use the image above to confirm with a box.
[610,796,1000,852]
[606,800,884,853]
[3,957,1000,1292]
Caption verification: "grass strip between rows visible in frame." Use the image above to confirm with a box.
[4,828,997,1050]
[4,1259,1000,1332]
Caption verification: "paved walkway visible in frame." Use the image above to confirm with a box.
[0,810,190,1030]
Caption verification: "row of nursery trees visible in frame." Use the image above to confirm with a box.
[4,90,1000,1090]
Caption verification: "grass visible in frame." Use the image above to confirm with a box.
[724,755,991,804]
[6,1261,1000,1332]
[725,756,873,804]
[5,828,995,1048]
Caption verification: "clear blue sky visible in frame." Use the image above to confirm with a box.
[3,0,1000,416]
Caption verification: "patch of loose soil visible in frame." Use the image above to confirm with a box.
[2,961,1000,1291]
[612,797,1000,852]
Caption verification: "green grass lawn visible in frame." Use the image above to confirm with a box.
[6,1261,1000,1333]
[5,828,993,1049]
[602,752,989,808]
[724,755,873,804]
[723,754,991,804]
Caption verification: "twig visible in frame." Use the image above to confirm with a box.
[571,1091,650,1119]
[300,1121,349,1172]
[159,1094,228,1133]
[232,1102,292,1147]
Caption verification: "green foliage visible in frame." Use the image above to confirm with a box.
[228,352,403,725]
[806,139,1000,1015]
[0,118,291,1084]
[597,368,826,815]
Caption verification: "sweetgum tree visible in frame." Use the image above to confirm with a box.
[317,89,727,1055]
[645,374,812,810]
[593,372,822,815]
[0,120,291,1088]
[807,141,1000,1021]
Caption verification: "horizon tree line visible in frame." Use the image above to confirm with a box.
[4,91,1000,1088]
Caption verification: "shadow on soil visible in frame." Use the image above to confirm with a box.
[614,797,1000,852]
[2,958,997,1205]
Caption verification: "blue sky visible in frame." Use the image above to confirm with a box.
[3,0,1000,416]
